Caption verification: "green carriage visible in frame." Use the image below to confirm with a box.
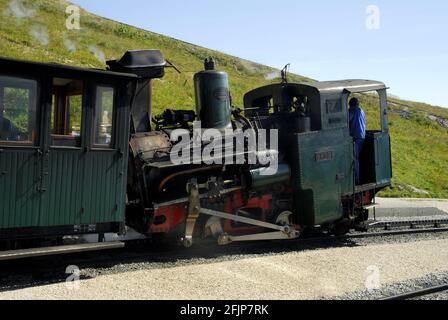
[0,57,136,240]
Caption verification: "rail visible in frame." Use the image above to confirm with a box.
[379,284,448,300]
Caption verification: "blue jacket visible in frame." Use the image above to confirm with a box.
[349,106,366,140]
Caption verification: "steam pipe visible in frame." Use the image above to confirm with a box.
[158,165,223,192]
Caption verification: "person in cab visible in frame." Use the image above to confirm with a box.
[349,97,366,184]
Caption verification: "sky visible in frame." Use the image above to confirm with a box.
[72,0,448,107]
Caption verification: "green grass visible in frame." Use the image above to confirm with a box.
[1,0,447,198]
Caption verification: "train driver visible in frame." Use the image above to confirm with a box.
[349,97,366,184]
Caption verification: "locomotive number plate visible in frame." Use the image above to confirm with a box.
[315,150,334,162]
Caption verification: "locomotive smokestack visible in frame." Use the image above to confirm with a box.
[204,58,215,71]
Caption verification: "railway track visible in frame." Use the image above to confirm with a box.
[1,217,448,263]
[380,284,448,300]
[346,226,448,240]
[0,221,446,261]
[2,215,448,260]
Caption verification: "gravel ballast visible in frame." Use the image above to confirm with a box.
[1,235,448,300]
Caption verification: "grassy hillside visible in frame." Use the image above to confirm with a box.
[1,0,447,198]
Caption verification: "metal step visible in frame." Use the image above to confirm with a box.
[0,241,124,261]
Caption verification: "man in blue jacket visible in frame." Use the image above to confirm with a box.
[349,97,366,184]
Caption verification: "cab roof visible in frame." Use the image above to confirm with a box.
[244,80,387,105]
[309,80,387,93]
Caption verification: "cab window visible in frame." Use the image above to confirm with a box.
[349,92,382,131]
[0,76,38,144]
[51,78,83,147]
[93,86,115,147]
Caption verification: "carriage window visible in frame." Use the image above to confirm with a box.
[51,78,83,147]
[94,86,114,147]
[0,76,37,144]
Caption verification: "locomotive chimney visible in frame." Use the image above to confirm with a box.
[107,50,166,133]
[204,58,215,71]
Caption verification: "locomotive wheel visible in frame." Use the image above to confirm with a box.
[332,219,351,236]
[355,209,370,224]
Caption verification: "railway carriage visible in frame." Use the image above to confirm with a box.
[0,49,392,257]
[0,57,136,244]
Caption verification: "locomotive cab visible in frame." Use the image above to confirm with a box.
[349,89,392,188]
[244,80,392,230]
[314,80,392,192]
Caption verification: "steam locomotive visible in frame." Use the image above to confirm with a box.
[0,50,392,256]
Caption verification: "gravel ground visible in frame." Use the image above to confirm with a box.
[1,232,448,300]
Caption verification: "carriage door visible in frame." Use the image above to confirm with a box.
[80,83,126,227]
[0,75,41,231]
[39,77,87,228]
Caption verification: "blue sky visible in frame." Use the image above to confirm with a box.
[72,0,448,107]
